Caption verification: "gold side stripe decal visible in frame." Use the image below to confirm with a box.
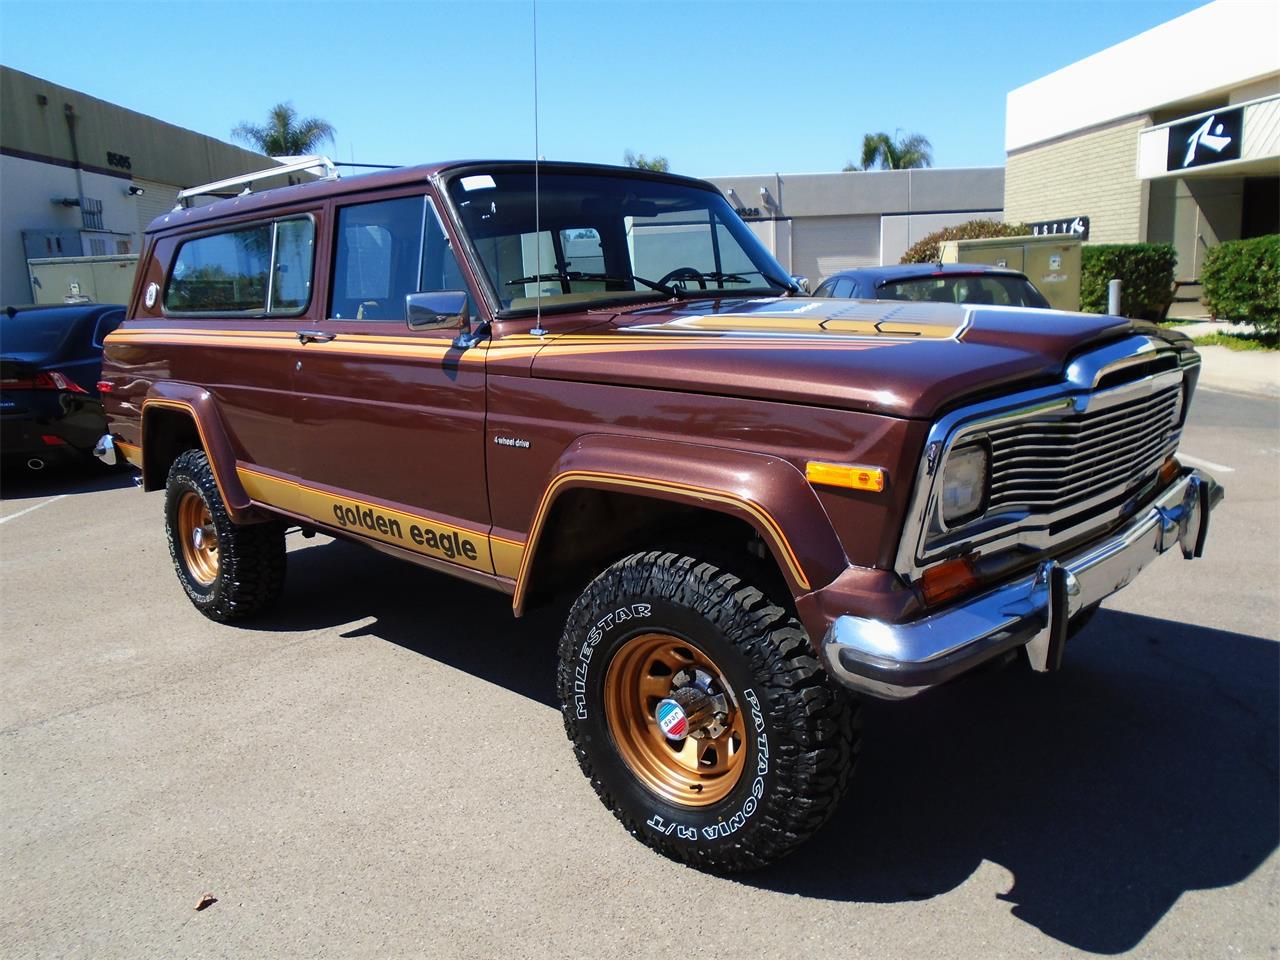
[236,466,512,575]
[116,440,142,467]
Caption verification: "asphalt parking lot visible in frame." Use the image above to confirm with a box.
[1,388,1276,960]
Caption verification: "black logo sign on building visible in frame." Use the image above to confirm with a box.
[1028,215,1089,240]
[1167,108,1243,171]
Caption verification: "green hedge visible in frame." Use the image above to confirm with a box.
[900,219,1028,264]
[1079,244,1177,319]
[1200,235,1280,338]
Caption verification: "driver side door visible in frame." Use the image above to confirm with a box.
[285,188,492,573]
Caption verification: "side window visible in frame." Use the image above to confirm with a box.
[831,277,855,298]
[166,224,271,312]
[814,280,835,298]
[271,218,315,312]
[165,218,314,315]
[331,195,464,322]
[419,198,467,295]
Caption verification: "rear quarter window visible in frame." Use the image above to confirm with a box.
[164,217,315,316]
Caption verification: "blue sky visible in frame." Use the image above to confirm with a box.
[1,0,1206,177]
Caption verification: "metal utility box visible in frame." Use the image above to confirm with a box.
[939,234,1081,312]
[27,255,139,306]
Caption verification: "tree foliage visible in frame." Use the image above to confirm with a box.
[232,102,336,157]
[623,150,670,173]
[844,130,933,172]
[900,219,1028,264]
[1079,244,1178,319]
[1199,235,1279,337]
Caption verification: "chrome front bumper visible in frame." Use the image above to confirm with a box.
[823,468,1223,700]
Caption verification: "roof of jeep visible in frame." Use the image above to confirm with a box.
[144,160,719,235]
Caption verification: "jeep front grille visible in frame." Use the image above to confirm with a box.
[894,334,1199,580]
[984,382,1182,517]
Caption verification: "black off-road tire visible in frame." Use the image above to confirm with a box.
[164,449,286,622]
[557,550,860,872]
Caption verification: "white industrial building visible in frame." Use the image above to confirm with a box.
[705,167,1005,283]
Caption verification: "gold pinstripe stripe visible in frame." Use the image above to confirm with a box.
[512,469,809,611]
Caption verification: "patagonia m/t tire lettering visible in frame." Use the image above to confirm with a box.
[556,550,860,872]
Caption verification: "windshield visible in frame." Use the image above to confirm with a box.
[446,170,789,312]
[877,274,1050,308]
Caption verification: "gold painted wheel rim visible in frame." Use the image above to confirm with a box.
[603,632,747,807]
[177,491,219,586]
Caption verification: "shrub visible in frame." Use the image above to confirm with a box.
[1079,244,1177,319]
[900,219,1028,264]
[1200,235,1280,339]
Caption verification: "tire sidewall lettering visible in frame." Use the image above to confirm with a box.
[572,602,651,720]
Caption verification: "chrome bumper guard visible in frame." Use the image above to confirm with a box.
[823,468,1223,700]
[92,433,120,467]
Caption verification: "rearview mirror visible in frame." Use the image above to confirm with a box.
[406,290,469,331]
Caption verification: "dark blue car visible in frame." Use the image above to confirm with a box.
[814,263,1051,308]
[1,304,125,471]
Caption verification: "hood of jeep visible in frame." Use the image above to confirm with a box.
[524,297,1155,419]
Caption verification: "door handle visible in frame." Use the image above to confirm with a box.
[297,330,336,344]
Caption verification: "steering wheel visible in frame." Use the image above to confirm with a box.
[657,266,707,291]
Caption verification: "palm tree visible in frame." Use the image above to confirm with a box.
[843,131,933,171]
[232,103,335,157]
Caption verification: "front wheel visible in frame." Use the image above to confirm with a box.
[164,449,286,622]
[557,551,859,872]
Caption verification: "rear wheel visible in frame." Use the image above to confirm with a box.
[164,449,285,622]
[558,550,859,872]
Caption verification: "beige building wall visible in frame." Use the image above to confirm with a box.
[1003,115,1151,243]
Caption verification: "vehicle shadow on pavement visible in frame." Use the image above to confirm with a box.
[248,535,565,708]
[743,609,1279,954]
[0,463,135,501]
[247,540,1278,953]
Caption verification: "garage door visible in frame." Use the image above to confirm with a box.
[791,215,880,283]
[133,178,181,234]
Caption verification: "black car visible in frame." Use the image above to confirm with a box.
[814,263,1051,308]
[1,304,124,471]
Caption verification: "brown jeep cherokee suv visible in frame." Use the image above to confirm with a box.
[96,161,1222,872]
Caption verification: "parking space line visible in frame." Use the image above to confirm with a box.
[0,495,68,525]
[1179,453,1235,473]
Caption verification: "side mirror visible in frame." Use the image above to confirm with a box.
[406,290,469,331]
[791,275,811,294]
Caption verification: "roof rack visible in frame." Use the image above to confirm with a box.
[173,155,338,209]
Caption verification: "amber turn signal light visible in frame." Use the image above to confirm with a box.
[919,555,980,606]
[1158,456,1181,487]
[805,461,885,493]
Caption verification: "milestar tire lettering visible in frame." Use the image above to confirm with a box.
[573,603,651,719]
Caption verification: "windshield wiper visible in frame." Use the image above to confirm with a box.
[505,271,674,295]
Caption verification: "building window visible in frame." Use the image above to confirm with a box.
[116,239,132,255]
[81,197,104,231]
[88,238,107,256]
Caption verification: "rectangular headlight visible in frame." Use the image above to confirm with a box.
[941,443,989,526]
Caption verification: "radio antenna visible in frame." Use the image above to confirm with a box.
[529,0,546,337]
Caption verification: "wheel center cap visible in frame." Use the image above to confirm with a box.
[654,673,732,742]
[192,527,204,550]
[655,699,689,740]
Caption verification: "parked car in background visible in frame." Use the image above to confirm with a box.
[815,263,1052,308]
[1,303,124,471]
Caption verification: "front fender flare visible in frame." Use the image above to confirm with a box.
[513,434,849,613]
